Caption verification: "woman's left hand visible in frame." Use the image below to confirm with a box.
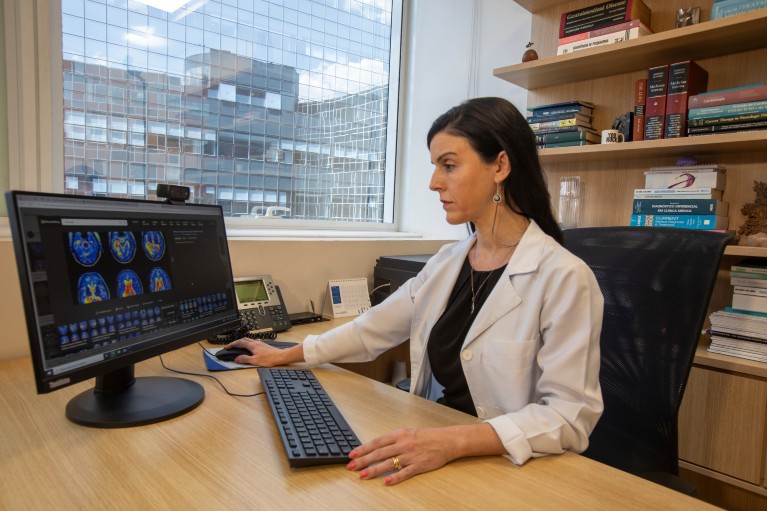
[346,427,459,485]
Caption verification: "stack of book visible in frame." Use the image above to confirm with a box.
[707,260,767,362]
[528,101,599,149]
[556,0,652,56]
[711,0,767,20]
[707,309,767,363]
[629,163,729,229]
[643,60,709,140]
[687,84,767,136]
[730,259,767,315]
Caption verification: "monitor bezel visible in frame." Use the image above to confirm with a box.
[6,190,242,394]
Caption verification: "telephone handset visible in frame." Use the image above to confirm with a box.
[209,275,291,344]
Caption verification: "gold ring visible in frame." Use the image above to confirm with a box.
[392,456,402,471]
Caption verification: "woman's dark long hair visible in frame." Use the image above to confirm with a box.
[427,97,563,244]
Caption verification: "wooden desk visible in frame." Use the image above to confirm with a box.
[0,323,719,510]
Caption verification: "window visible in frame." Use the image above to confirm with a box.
[56,0,402,224]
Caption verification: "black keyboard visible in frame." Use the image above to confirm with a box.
[258,367,362,467]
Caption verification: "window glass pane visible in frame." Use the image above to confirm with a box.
[60,0,400,223]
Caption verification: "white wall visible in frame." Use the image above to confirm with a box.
[397,0,531,239]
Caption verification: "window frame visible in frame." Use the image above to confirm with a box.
[3,0,405,234]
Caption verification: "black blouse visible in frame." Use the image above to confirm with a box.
[426,257,504,416]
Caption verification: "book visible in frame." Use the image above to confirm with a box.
[534,130,600,145]
[732,276,767,288]
[711,308,767,330]
[537,140,596,149]
[687,111,767,127]
[688,83,767,109]
[632,78,647,141]
[528,100,595,113]
[633,187,723,200]
[731,271,767,280]
[731,259,767,274]
[559,0,652,38]
[644,163,726,173]
[732,293,767,314]
[711,337,767,354]
[724,306,767,317]
[526,111,592,124]
[664,60,709,138]
[711,0,767,19]
[527,101,594,117]
[644,64,669,140]
[629,214,729,229]
[688,120,767,134]
[556,25,651,56]
[707,328,767,344]
[708,343,767,363]
[529,117,592,130]
[526,125,596,136]
[644,168,726,190]
[557,19,651,45]
[688,99,767,120]
[734,285,767,297]
[632,199,728,216]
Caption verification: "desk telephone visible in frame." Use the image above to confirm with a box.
[209,275,291,344]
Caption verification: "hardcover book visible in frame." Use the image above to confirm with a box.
[687,110,767,127]
[664,60,709,138]
[688,83,767,109]
[629,214,729,229]
[527,101,595,115]
[644,64,669,140]
[643,169,726,189]
[557,19,651,45]
[529,117,592,130]
[688,120,767,134]
[535,130,600,144]
[633,78,647,141]
[632,199,728,216]
[526,111,592,124]
[559,0,652,38]
[537,140,596,149]
[688,99,767,119]
[556,24,652,55]
[633,187,723,200]
[711,0,767,20]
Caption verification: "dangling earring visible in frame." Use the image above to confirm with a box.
[493,184,502,203]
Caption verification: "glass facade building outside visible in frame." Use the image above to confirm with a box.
[60,0,400,222]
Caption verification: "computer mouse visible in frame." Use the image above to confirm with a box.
[214,347,252,362]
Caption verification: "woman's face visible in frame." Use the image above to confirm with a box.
[429,132,501,226]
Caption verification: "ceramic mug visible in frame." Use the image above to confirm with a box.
[601,129,625,144]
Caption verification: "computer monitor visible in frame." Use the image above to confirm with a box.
[6,191,241,428]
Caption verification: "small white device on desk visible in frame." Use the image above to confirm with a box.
[322,278,371,318]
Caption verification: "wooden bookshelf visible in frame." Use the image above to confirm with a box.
[537,130,767,165]
[494,10,767,89]
[499,2,767,507]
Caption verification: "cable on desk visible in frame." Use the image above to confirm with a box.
[158,345,265,398]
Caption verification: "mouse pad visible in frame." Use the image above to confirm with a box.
[202,348,257,371]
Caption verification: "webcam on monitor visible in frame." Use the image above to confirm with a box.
[156,184,190,204]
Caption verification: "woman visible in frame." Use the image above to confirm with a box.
[228,97,604,485]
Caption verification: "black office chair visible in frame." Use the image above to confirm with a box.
[562,226,733,493]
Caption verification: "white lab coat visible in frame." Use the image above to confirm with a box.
[303,220,604,465]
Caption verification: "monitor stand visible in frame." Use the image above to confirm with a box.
[65,365,204,428]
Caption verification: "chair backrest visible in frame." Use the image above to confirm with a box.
[562,226,732,479]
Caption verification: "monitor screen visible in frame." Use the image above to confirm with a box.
[6,191,241,427]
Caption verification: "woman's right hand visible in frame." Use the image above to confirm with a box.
[224,338,305,367]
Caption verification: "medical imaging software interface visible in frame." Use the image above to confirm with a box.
[19,197,236,378]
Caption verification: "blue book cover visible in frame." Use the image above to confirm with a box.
[725,306,767,318]
[630,214,728,229]
[688,99,767,119]
[712,0,767,19]
[632,199,726,215]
